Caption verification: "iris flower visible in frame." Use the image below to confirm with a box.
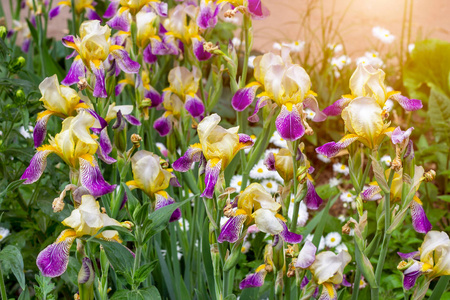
[21,110,116,198]
[173,114,253,198]
[49,0,101,21]
[231,50,326,141]
[61,20,140,98]
[397,231,450,290]
[217,0,270,20]
[36,195,124,277]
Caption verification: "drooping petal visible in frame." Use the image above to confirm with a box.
[144,87,163,108]
[36,229,77,277]
[319,282,337,300]
[143,44,157,64]
[278,219,302,244]
[79,156,117,198]
[410,198,432,234]
[264,152,276,171]
[217,214,247,243]
[276,104,305,141]
[403,261,422,290]
[21,146,56,184]
[153,114,172,137]
[150,1,168,17]
[390,94,423,111]
[111,49,140,74]
[361,185,382,201]
[232,84,260,112]
[303,96,327,122]
[85,8,102,21]
[397,251,420,260]
[193,39,212,61]
[304,180,323,210]
[34,111,54,147]
[238,134,255,149]
[239,265,267,289]
[169,174,181,187]
[185,95,205,118]
[391,126,414,145]
[172,144,203,172]
[315,134,360,158]
[86,108,107,134]
[103,0,119,18]
[247,0,270,20]
[62,35,77,50]
[96,128,116,164]
[201,159,222,198]
[295,240,317,269]
[106,12,130,32]
[48,5,62,19]
[197,2,219,29]
[248,97,268,123]
[123,114,141,126]
[322,98,351,116]
[155,191,181,222]
[90,61,107,98]
[61,57,86,86]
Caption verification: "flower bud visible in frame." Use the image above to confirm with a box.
[77,78,88,91]
[52,197,65,213]
[0,26,6,39]
[130,133,142,147]
[423,170,436,182]
[78,257,95,299]
[121,221,134,230]
[391,157,402,172]
[14,88,26,105]
[9,56,26,73]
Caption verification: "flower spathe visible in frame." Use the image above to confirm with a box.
[398,231,450,290]
[36,195,123,277]
[173,114,254,198]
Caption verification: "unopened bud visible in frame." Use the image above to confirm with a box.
[424,170,436,182]
[397,260,414,271]
[0,26,6,39]
[391,157,402,172]
[342,221,352,235]
[203,42,219,53]
[265,264,273,273]
[15,88,26,105]
[121,221,134,230]
[223,203,235,218]
[52,197,65,213]
[130,133,142,146]
[77,78,88,91]
[224,9,236,18]
[9,56,26,73]
[285,245,295,258]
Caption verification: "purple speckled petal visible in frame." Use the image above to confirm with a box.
[153,114,172,137]
[90,62,107,98]
[304,179,323,210]
[276,104,305,141]
[106,11,130,32]
[410,199,432,233]
[278,219,302,243]
[248,97,268,123]
[232,85,260,111]
[238,134,254,149]
[197,2,219,29]
[217,214,247,243]
[239,267,267,289]
[303,97,327,122]
[247,0,270,20]
[111,49,140,74]
[36,229,76,277]
[150,1,168,17]
[185,95,205,118]
[397,251,420,260]
[86,8,102,21]
[391,126,414,145]
[78,257,94,284]
[322,98,351,116]
[193,39,212,61]
[294,240,316,269]
[143,44,158,64]
[201,159,222,199]
[34,111,54,147]
[173,145,203,172]
[403,261,422,290]
[87,108,107,134]
[79,156,117,197]
[48,5,61,19]
[391,94,423,112]
[169,173,181,187]
[103,0,119,18]
[145,86,163,108]
[264,152,276,171]
[300,276,309,289]
[123,114,141,126]
[96,128,116,164]
[361,185,382,201]
[155,192,181,222]
[21,147,55,184]
[66,50,78,60]
[62,57,86,86]
[115,81,128,96]
[315,134,360,158]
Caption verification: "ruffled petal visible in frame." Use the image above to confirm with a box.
[276,104,305,141]
[90,61,107,98]
[111,49,140,74]
[303,96,327,122]
[150,1,168,17]
[410,198,432,234]
[217,214,247,243]
[34,111,54,147]
[315,134,360,158]
[391,126,414,145]
[201,159,222,198]
[36,229,77,277]
[21,146,55,184]
[304,179,323,210]
[295,240,317,269]
[264,152,276,171]
[61,57,86,86]
[322,98,351,116]
[278,218,302,244]
[172,145,203,172]
[79,156,117,198]
[239,266,267,289]
[155,192,181,222]
[232,84,260,112]
[185,95,205,118]
[391,94,423,111]
[248,97,268,122]
[197,2,219,29]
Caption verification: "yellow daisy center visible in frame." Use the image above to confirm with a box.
[257,168,263,173]
[340,165,346,170]
[331,237,335,242]
[237,181,242,186]
[266,182,273,188]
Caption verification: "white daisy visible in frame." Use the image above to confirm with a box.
[156,142,168,157]
[0,228,9,242]
[282,40,305,53]
[19,125,33,139]
[329,177,342,187]
[244,135,256,154]
[335,243,348,253]
[178,218,190,232]
[356,51,384,69]
[304,108,316,120]
[241,241,251,253]
[250,160,271,180]
[230,175,243,193]
[337,215,346,222]
[331,55,351,70]
[340,191,355,203]
[270,131,287,148]
[408,43,415,53]
[333,162,349,175]
[380,155,392,166]
[327,43,343,53]
[248,56,256,69]
[372,26,395,44]
[272,42,282,50]
[261,179,279,194]
[317,153,331,163]
[325,232,342,248]
[232,37,242,48]
[288,199,309,227]
[383,99,394,112]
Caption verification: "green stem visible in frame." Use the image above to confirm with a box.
[351,268,361,300]
[0,261,7,300]
[240,15,252,88]
[429,275,450,300]
[289,140,300,232]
